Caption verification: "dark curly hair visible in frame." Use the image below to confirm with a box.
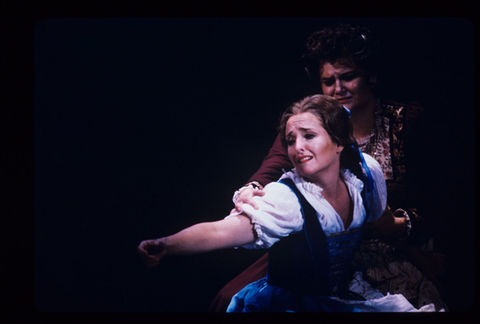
[302,24,379,84]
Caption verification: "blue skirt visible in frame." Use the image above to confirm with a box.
[226,277,362,313]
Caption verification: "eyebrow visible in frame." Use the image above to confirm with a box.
[286,127,313,137]
[321,70,358,80]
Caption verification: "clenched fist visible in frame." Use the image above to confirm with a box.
[137,238,167,268]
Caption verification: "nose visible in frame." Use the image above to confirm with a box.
[295,138,305,153]
[334,79,345,95]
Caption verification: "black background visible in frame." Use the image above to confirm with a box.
[4,15,475,316]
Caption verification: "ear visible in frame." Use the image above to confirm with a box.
[336,145,345,154]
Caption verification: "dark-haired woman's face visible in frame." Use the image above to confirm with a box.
[320,62,375,113]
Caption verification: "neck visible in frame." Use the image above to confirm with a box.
[308,165,343,200]
[351,97,376,140]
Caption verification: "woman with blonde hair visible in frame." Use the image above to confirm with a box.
[138,95,438,312]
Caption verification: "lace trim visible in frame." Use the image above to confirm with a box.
[225,212,264,248]
[282,168,364,196]
[251,221,264,247]
[342,168,365,191]
[357,131,375,145]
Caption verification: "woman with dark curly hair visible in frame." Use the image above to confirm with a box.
[208,24,448,312]
[139,95,439,312]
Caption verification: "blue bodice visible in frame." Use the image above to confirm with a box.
[267,178,366,298]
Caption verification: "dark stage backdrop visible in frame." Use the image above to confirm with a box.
[33,18,474,312]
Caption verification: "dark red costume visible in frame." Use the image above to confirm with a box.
[209,100,447,312]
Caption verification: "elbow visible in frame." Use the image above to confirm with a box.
[213,215,256,249]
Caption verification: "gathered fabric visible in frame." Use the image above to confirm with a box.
[227,176,441,312]
[210,100,447,312]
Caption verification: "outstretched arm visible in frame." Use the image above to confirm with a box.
[138,214,256,268]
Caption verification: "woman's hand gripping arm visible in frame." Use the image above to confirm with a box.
[232,181,266,213]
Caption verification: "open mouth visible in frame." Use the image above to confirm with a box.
[298,156,313,164]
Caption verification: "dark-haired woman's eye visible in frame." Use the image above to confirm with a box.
[321,78,334,86]
[341,73,358,81]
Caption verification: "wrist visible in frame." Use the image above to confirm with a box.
[158,237,171,256]
[232,181,264,204]
[394,208,412,240]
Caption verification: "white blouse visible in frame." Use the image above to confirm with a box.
[228,153,387,249]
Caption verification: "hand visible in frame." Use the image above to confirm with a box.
[137,238,167,268]
[234,187,265,212]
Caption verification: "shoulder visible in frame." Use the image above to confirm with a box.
[362,153,382,175]
[264,170,321,206]
[362,153,387,197]
[343,154,384,194]
[380,99,424,111]
[379,99,424,121]
[362,153,387,222]
[262,174,301,206]
[379,99,425,134]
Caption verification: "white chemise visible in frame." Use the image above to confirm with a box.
[227,153,387,249]
[225,153,442,312]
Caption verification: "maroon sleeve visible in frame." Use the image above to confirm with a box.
[247,133,293,187]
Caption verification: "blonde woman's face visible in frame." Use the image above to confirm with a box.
[285,112,343,184]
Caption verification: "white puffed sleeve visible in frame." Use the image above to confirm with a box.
[363,153,387,222]
[225,181,305,249]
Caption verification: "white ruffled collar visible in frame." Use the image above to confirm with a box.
[281,168,364,196]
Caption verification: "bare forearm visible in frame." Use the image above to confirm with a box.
[162,215,256,256]
[388,216,409,238]
[371,206,408,239]
[162,222,224,255]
